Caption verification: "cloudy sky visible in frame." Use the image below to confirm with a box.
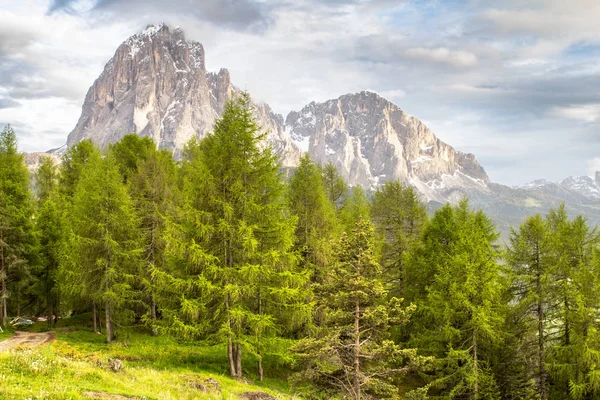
[1,0,599,185]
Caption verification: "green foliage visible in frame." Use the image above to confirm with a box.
[292,220,426,399]
[0,124,36,326]
[34,157,65,328]
[65,151,142,342]
[406,199,505,399]
[371,180,427,295]
[339,186,371,234]
[155,93,310,380]
[287,154,339,280]
[321,162,347,209]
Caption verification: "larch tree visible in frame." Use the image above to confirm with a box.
[126,143,180,335]
[507,213,553,400]
[0,124,35,326]
[66,151,141,342]
[322,162,347,209]
[406,200,505,399]
[544,208,600,399]
[34,156,65,328]
[371,180,427,294]
[292,219,425,399]
[287,154,339,280]
[155,93,310,380]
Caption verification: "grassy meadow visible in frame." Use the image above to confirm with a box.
[0,314,296,400]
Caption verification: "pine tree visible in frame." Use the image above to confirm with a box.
[292,219,425,399]
[371,180,427,294]
[66,151,141,342]
[322,162,347,209]
[287,154,338,280]
[155,93,310,380]
[507,213,553,400]
[406,200,505,399]
[34,156,64,328]
[0,124,35,326]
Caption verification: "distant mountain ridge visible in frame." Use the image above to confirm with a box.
[39,23,600,234]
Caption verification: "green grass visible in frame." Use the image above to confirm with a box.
[0,314,299,399]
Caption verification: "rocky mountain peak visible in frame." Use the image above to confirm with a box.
[285,90,489,201]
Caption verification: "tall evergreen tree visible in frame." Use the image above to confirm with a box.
[34,156,64,328]
[287,154,338,279]
[293,220,424,399]
[125,142,180,335]
[371,180,427,294]
[0,124,35,326]
[339,186,371,234]
[155,93,310,379]
[406,200,505,399]
[66,151,141,342]
[507,213,553,400]
[59,139,98,199]
[322,162,347,209]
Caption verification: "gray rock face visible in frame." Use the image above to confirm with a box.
[67,24,300,167]
[285,91,489,202]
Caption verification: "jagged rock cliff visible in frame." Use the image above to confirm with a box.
[285,91,489,202]
[67,24,300,166]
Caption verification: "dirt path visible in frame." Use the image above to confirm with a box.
[0,331,55,351]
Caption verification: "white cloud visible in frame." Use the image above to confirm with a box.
[405,47,478,68]
[549,104,600,122]
[587,157,600,176]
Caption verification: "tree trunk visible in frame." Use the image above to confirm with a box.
[105,301,113,343]
[53,292,59,328]
[354,299,360,400]
[236,343,243,378]
[47,288,52,329]
[257,288,263,382]
[228,337,237,377]
[17,280,20,317]
[92,300,98,334]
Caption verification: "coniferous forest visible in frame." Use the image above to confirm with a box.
[2,93,600,399]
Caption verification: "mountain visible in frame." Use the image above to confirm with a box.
[56,24,600,234]
[67,24,300,167]
[285,91,489,203]
[66,24,489,201]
